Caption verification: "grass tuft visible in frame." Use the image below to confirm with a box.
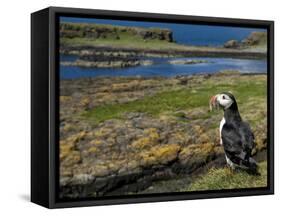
[185,161,267,191]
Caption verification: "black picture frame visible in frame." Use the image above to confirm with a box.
[31,6,274,209]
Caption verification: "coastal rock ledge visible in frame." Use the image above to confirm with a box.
[60,112,266,198]
[61,59,153,68]
[59,74,267,198]
[60,113,222,198]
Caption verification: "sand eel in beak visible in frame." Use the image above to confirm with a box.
[209,92,258,174]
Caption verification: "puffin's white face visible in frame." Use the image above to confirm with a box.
[216,93,233,109]
[209,93,234,110]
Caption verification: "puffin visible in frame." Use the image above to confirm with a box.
[209,92,258,174]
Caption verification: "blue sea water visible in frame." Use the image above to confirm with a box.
[60,17,267,79]
[60,55,266,79]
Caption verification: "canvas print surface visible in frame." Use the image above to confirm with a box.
[59,16,268,199]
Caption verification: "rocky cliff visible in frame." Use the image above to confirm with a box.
[60,22,173,42]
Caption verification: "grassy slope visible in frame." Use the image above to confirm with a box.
[60,22,184,50]
[186,161,267,191]
[82,75,266,125]
[61,37,185,50]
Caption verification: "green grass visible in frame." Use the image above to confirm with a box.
[60,36,187,50]
[185,161,267,191]
[82,76,266,124]
[82,88,213,123]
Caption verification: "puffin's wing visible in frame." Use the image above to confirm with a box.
[238,121,255,152]
[221,123,253,166]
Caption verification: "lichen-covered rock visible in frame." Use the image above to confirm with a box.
[59,75,267,198]
[139,144,181,166]
[59,111,229,198]
[178,143,216,172]
[60,113,207,196]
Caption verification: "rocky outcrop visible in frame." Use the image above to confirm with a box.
[61,59,153,68]
[60,22,173,42]
[61,54,153,68]
[60,113,224,198]
[224,32,267,49]
[224,40,240,48]
[241,32,267,46]
[134,28,173,42]
[169,59,210,65]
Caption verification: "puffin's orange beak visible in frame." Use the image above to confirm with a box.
[209,95,218,111]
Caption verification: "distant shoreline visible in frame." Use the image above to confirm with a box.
[60,22,267,60]
[60,45,267,59]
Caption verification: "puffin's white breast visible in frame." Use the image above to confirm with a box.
[219,117,225,145]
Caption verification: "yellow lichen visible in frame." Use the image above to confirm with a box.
[179,143,215,164]
[63,124,74,132]
[60,131,87,160]
[132,137,151,149]
[131,128,160,149]
[169,131,190,145]
[93,128,111,137]
[144,128,159,139]
[60,96,72,102]
[80,96,91,108]
[68,131,87,143]
[89,139,103,146]
[153,144,180,162]
[88,146,98,154]
[61,151,81,166]
[139,144,180,166]
[60,141,74,160]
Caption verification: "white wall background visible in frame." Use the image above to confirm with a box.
[0,0,279,214]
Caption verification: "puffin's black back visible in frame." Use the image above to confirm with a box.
[220,92,257,173]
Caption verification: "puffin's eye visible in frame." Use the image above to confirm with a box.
[222,95,226,99]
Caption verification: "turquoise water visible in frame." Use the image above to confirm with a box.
[60,55,266,79]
